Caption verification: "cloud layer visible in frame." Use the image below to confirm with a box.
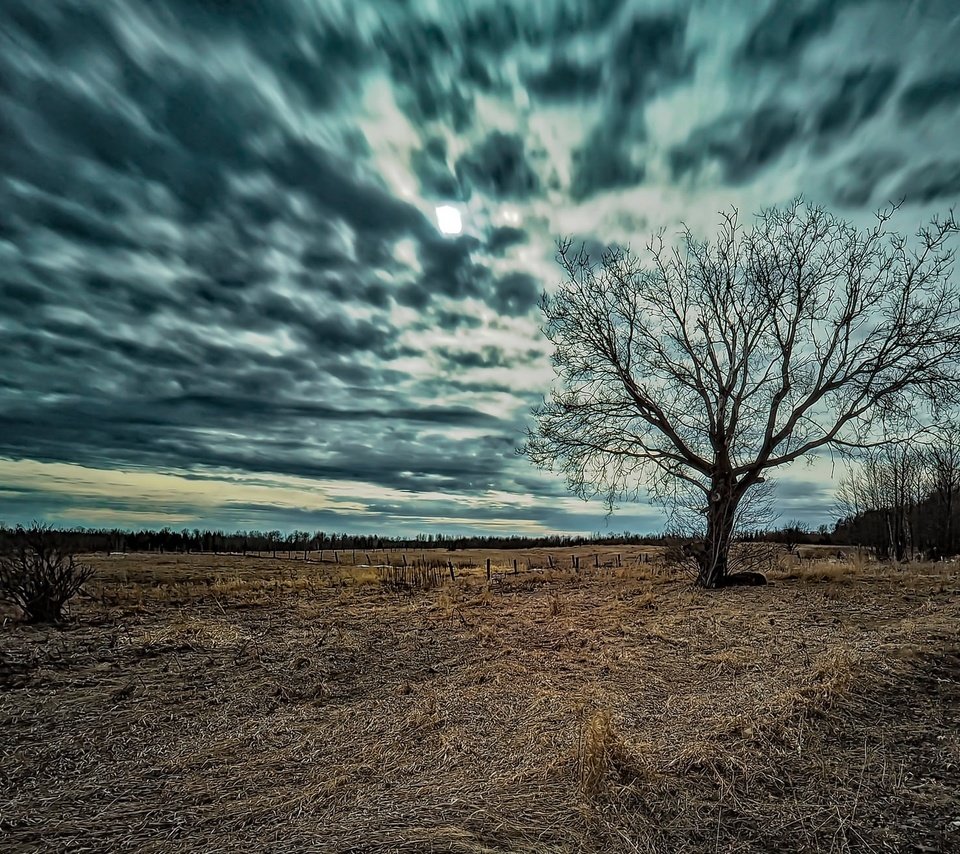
[1,0,959,533]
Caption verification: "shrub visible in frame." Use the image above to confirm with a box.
[0,524,95,623]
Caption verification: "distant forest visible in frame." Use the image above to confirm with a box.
[834,469,960,562]
[4,488,960,559]
[4,478,960,559]
[0,522,838,556]
[827,438,960,562]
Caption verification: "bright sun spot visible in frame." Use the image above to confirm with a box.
[435,205,462,235]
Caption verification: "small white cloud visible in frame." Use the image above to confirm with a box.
[495,206,522,226]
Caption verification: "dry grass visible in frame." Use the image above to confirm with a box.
[577,709,654,799]
[1,548,959,852]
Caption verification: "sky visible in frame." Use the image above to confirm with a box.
[1,0,960,536]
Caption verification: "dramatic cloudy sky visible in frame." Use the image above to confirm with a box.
[1,0,959,535]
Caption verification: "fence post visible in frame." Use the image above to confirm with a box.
[449,561,455,581]
[486,558,491,582]
[594,553,599,568]
[513,558,517,574]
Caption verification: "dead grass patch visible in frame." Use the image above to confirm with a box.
[578,709,654,798]
[1,551,958,853]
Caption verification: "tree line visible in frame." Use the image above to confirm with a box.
[0,525,695,556]
[835,423,960,561]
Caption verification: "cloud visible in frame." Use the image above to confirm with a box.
[408,233,489,303]
[565,9,691,200]
[894,160,960,204]
[898,71,960,120]
[827,150,904,207]
[813,66,898,139]
[486,226,528,255]
[609,12,693,108]
[456,132,541,199]
[669,105,801,184]
[491,272,542,316]
[437,345,539,370]
[0,0,958,534]
[570,128,646,200]
[525,57,604,101]
[271,139,430,238]
[459,0,627,53]
[411,137,463,199]
[739,0,841,64]
[380,18,475,131]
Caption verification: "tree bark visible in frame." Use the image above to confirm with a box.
[697,473,738,588]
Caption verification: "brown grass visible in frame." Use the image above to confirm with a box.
[1,548,959,852]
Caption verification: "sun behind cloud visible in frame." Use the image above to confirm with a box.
[435,205,463,234]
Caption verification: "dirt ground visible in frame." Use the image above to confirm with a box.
[2,549,959,853]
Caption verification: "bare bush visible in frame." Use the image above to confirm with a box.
[376,560,444,591]
[663,537,781,583]
[0,524,95,623]
[729,541,783,579]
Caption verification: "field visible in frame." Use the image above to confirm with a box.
[2,548,959,853]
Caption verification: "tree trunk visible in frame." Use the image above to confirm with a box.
[946,490,955,556]
[892,508,907,562]
[696,473,738,588]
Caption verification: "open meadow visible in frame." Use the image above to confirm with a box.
[2,548,959,853]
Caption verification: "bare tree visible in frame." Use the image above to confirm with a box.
[925,421,960,558]
[839,419,960,560]
[523,201,960,587]
[837,444,926,561]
